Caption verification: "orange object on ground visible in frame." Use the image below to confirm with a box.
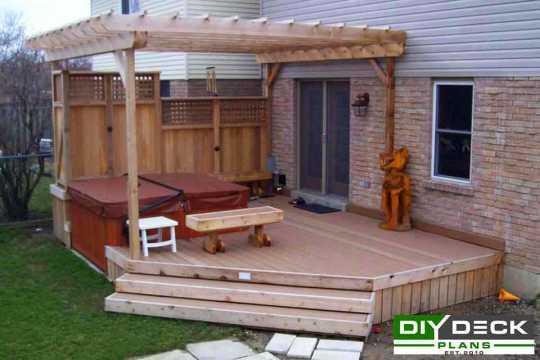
[498,288,520,303]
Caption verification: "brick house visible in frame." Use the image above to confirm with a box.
[264,1,540,299]
[86,0,540,298]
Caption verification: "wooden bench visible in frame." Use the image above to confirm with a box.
[185,206,284,254]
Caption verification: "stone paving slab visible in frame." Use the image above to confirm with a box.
[138,350,196,360]
[186,339,256,360]
[264,333,297,354]
[311,349,361,360]
[316,339,364,353]
[239,352,280,360]
[286,337,318,359]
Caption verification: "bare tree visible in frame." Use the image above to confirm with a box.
[0,12,51,220]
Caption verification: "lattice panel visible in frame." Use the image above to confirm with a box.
[220,99,266,124]
[69,74,105,102]
[112,74,155,101]
[162,99,213,125]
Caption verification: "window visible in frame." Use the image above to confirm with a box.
[160,80,171,97]
[432,81,474,182]
[122,0,140,14]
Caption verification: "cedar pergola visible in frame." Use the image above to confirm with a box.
[26,12,406,260]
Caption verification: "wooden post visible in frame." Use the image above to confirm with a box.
[104,74,114,175]
[153,73,163,174]
[384,58,395,154]
[262,63,282,172]
[61,70,71,185]
[124,49,141,259]
[212,98,221,175]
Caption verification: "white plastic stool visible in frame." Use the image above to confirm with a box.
[127,216,178,257]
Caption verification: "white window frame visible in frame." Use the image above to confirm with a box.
[431,80,475,184]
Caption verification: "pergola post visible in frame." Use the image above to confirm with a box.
[369,58,396,154]
[212,98,221,175]
[262,63,282,171]
[124,48,141,259]
[384,58,395,154]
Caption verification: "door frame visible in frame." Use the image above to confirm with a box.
[295,78,350,198]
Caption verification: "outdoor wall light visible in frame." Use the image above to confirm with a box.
[352,93,370,116]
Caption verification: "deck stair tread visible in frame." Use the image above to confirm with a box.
[105,292,373,337]
[115,273,374,313]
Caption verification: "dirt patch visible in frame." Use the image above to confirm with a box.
[363,296,539,360]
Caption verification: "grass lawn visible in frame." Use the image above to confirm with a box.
[28,175,54,217]
[0,228,242,360]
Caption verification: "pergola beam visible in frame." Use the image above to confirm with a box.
[256,43,404,63]
[43,32,143,62]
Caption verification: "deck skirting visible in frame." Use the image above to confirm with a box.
[373,264,501,323]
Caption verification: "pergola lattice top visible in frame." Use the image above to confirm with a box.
[26,12,406,63]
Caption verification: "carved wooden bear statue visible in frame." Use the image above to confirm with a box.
[379,147,412,231]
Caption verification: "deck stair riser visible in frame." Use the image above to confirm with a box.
[105,293,373,338]
[115,273,375,313]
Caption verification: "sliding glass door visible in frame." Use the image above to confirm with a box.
[299,80,350,197]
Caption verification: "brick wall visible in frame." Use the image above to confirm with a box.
[271,76,540,274]
[271,79,297,189]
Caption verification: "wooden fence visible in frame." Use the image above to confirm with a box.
[52,71,271,186]
[161,97,269,181]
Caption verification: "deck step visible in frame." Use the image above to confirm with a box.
[105,292,373,337]
[115,273,375,313]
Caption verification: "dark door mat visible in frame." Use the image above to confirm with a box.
[294,202,341,214]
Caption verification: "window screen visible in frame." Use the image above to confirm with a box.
[160,80,171,97]
[433,83,473,181]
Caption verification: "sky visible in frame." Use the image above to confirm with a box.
[1,0,90,35]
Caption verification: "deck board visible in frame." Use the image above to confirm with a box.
[107,196,500,290]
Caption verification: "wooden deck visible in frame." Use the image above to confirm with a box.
[105,196,502,334]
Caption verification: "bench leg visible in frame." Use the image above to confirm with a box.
[249,225,271,248]
[204,232,225,254]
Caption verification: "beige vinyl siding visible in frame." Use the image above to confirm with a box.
[186,0,261,79]
[186,54,260,79]
[262,0,540,77]
[186,0,260,17]
[91,0,188,79]
[91,0,260,79]
[92,53,188,80]
[91,0,120,14]
[140,0,186,15]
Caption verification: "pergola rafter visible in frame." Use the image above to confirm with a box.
[26,13,405,63]
[26,12,406,260]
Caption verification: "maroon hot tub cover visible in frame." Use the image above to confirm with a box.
[140,173,249,213]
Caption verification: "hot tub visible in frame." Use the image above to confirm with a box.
[68,176,183,270]
[140,173,250,238]
[68,174,249,270]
